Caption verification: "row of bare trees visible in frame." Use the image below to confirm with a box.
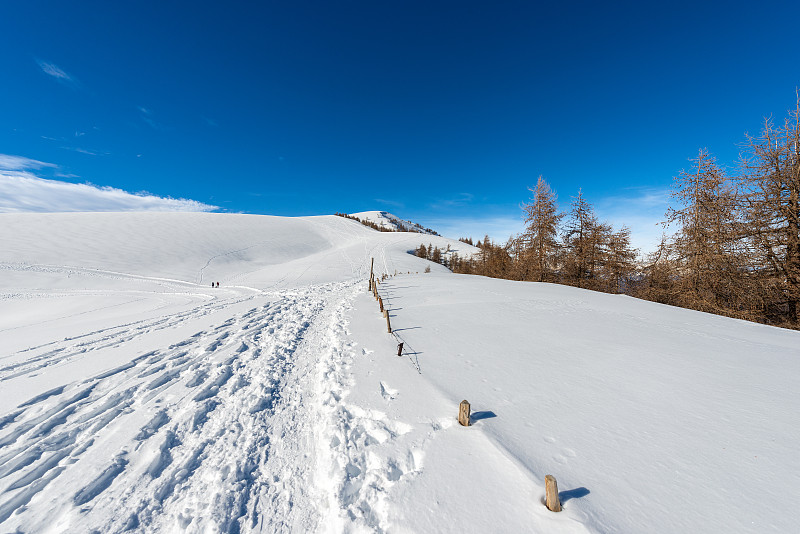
[423,95,800,328]
[639,97,800,327]
[444,181,638,294]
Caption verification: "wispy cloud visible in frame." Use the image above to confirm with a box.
[0,154,57,171]
[374,198,404,209]
[138,106,163,130]
[0,153,217,213]
[35,59,79,88]
[427,192,475,210]
[59,146,107,156]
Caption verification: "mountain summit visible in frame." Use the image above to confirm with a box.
[349,211,439,235]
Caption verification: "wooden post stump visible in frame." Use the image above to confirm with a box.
[458,400,470,426]
[397,342,403,356]
[545,475,562,512]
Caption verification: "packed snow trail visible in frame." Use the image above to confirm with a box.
[0,280,364,532]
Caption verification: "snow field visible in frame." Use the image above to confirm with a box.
[333,278,592,534]
[1,211,797,533]
[365,272,800,533]
[0,212,474,532]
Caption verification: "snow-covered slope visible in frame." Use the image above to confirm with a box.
[350,210,439,235]
[0,212,797,533]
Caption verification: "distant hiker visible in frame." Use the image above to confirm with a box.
[216,282,220,288]
[211,282,215,288]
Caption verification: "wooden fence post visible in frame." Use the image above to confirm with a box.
[458,400,470,426]
[385,313,392,333]
[397,342,403,356]
[545,475,562,512]
[379,297,384,312]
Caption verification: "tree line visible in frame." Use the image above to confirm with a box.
[417,95,800,329]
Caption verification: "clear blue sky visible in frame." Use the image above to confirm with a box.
[1,0,799,250]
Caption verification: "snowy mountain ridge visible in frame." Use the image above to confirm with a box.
[349,210,439,235]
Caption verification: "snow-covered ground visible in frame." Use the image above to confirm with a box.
[0,212,797,533]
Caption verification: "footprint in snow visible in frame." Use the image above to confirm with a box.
[379,381,397,401]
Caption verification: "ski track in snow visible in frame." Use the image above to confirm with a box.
[0,276,388,533]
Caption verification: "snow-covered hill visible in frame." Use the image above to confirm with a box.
[0,212,797,533]
[349,210,439,235]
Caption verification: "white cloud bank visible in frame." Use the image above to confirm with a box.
[0,155,217,213]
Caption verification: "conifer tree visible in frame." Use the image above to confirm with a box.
[562,189,599,287]
[604,226,638,293]
[665,148,741,313]
[521,176,563,282]
[431,246,442,264]
[739,96,800,325]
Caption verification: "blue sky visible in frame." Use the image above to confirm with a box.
[1,1,799,252]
